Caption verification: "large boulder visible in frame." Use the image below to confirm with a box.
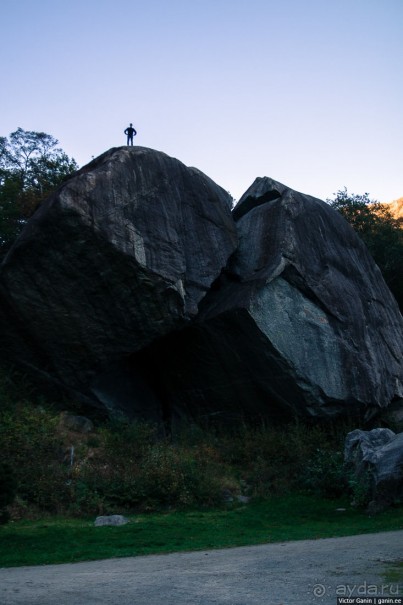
[1,155,402,423]
[152,177,403,420]
[0,147,237,418]
[344,428,403,512]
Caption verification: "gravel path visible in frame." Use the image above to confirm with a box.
[1,530,402,605]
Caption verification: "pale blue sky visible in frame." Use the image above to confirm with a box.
[1,0,402,202]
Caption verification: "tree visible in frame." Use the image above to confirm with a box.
[328,188,403,312]
[0,128,78,256]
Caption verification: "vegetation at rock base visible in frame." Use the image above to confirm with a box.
[0,463,16,525]
[0,365,402,566]
[0,365,390,523]
[0,366,402,567]
[0,128,78,258]
[328,189,403,311]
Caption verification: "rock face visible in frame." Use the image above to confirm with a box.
[0,147,237,419]
[344,428,403,512]
[0,152,402,422]
[155,177,403,420]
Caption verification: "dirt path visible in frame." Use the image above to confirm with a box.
[1,530,402,605]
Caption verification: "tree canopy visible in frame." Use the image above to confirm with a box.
[0,128,78,256]
[328,188,403,312]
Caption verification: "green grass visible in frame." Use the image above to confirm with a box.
[382,561,403,584]
[1,494,403,568]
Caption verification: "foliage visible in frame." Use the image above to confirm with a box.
[0,370,232,516]
[0,463,17,524]
[0,365,368,520]
[328,188,403,310]
[0,128,78,256]
[68,421,227,514]
[300,448,347,498]
[216,421,350,498]
[347,467,373,508]
[0,401,68,512]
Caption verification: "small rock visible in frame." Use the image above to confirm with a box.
[236,495,251,504]
[60,413,94,434]
[94,515,129,527]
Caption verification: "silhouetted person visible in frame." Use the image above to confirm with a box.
[124,123,137,146]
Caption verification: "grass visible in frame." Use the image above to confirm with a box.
[1,494,403,568]
[382,561,403,585]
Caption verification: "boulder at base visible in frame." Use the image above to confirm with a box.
[0,147,237,419]
[345,428,403,512]
[151,177,403,421]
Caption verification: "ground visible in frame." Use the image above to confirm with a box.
[1,530,402,605]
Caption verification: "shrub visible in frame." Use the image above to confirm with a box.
[347,468,373,508]
[72,430,227,513]
[0,364,361,517]
[299,448,347,498]
[0,462,17,524]
[0,403,69,511]
[217,421,350,498]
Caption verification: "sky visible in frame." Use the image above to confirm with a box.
[1,0,402,203]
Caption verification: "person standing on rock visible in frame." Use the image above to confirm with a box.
[124,123,137,146]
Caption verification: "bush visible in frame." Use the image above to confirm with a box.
[0,365,362,517]
[0,462,17,524]
[347,468,373,508]
[217,421,350,498]
[0,402,69,511]
[71,424,227,513]
[299,448,347,498]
